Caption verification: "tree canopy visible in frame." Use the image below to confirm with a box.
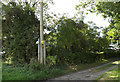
[76,1,120,49]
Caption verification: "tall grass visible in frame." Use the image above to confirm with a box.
[2,57,119,80]
[2,63,64,80]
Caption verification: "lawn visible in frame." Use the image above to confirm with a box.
[2,57,119,80]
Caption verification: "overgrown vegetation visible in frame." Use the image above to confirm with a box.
[2,63,64,80]
[2,58,118,80]
[2,2,40,64]
[2,1,119,65]
[1,0,120,80]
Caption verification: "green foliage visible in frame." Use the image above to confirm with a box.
[2,1,119,71]
[96,2,120,45]
[76,1,120,47]
[99,2,120,50]
[75,1,119,64]
[47,17,110,64]
[28,57,57,71]
[2,57,118,80]
[2,63,64,80]
[106,28,119,44]
[28,58,44,71]
[28,56,57,70]
[2,1,54,64]
[2,2,39,64]
[97,67,119,80]
[104,49,118,58]
[46,55,57,67]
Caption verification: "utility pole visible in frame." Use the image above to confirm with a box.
[39,0,43,64]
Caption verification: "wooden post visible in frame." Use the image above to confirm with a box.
[39,0,43,64]
[44,41,46,65]
[38,38,40,61]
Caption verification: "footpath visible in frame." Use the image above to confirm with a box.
[48,60,119,80]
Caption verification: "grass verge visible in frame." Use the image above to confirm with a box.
[97,67,118,80]
[92,60,120,73]
[96,64,120,81]
[62,58,120,75]
[2,57,120,80]
[2,64,64,80]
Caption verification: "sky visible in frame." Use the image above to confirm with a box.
[2,0,110,27]
[47,0,110,27]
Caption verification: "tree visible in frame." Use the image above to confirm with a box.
[2,2,40,63]
[96,2,120,46]
[76,1,120,46]
[48,16,108,64]
[2,0,56,64]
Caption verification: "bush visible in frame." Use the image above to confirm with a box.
[28,57,56,71]
[29,58,44,71]
[104,49,118,58]
[46,55,57,68]
[2,2,39,64]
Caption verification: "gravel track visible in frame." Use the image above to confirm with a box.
[48,60,119,80]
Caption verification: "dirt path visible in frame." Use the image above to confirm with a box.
[48,60,119,80]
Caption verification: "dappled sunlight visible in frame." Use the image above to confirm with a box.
[106,71,112,74]
[4,56,13,64]
[112,61,120,65]
[96,52,104,54]
[69,65,78,71]
[102,59,108,62]
[4,60,12,64]
[109,75,118,78]
[72,67,77,71]
[99,67,118,80]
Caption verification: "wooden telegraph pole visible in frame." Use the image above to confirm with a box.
[39,0,43,64]
[37,0,46,65]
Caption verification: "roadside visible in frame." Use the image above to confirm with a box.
[97,64,120,80]
[48,60,120,80]
[2,58,119,80]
